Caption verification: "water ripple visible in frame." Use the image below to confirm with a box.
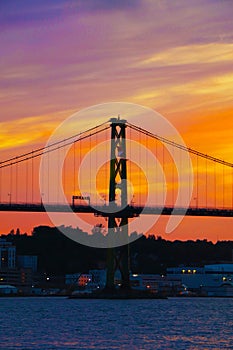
[0,297,233,349]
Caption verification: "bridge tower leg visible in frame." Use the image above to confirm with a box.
[105,117,130,290]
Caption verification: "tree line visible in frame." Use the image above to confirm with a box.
[2,226,233,275]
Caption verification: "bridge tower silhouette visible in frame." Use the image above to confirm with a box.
[105,117,131,291]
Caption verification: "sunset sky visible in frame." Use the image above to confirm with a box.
[0,0,233,241]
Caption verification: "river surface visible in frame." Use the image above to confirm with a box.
[0,297,232,349]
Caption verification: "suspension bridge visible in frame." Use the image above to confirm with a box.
[0,118,233,217]
[1,116,233,290]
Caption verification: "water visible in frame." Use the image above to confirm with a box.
[0,297,233,349]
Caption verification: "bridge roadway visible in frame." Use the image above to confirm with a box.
[0,203,232,217]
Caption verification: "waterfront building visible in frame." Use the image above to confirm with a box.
[167,263,233,296]
[67,270,182,295]
[17,255,38,272]
[129,274,182,295]
[0,284,18,295]
[78,274,92,286]
[89,269,106,288]
[0,238,34,294]
[0,267,32,294]
[65,273,80,285]
[65,273,92,287]
[0,238,16,269]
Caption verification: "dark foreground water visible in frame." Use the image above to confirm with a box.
[0,297,233,349]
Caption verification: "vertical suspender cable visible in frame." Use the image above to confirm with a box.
[16,159,18,203]
[232,167,233,210]
[188,150,189,206]
[89,133,92,201]
[63,140,66,200]
[73,141,76,197]
[146,132,148,206]
[47,149,49,204]
[223,163,225,209]
[196,154,198,208]
[214,161,216,209]
[105,128,108,205]
[31,151,34,204]
[162,142,165,206]
[155,138,158,206]
[94,131,97,206]
[0,167,1,203]
[139,128,141,206]
[172,145,175,208]
[79,135,81,195]
[129,127,131,200]
[26,159,28,204]
[179,147,182,207]
[57,146,59,204]
[205,157,207,208]
[9,163,12,204]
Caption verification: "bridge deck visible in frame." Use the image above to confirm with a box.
[0,203,232,217]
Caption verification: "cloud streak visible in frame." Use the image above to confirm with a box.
[139,43,233,67]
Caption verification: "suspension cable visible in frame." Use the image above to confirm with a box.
[0,124,110,169]
[0,122,108,165]
[127,123,233,168]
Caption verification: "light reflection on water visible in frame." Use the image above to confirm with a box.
[0,297,232,349]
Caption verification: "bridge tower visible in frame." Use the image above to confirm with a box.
[105,117,130,290]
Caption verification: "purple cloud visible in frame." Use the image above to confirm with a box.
[0,0,232,121]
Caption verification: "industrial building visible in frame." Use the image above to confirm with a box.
[167,263,233,296]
